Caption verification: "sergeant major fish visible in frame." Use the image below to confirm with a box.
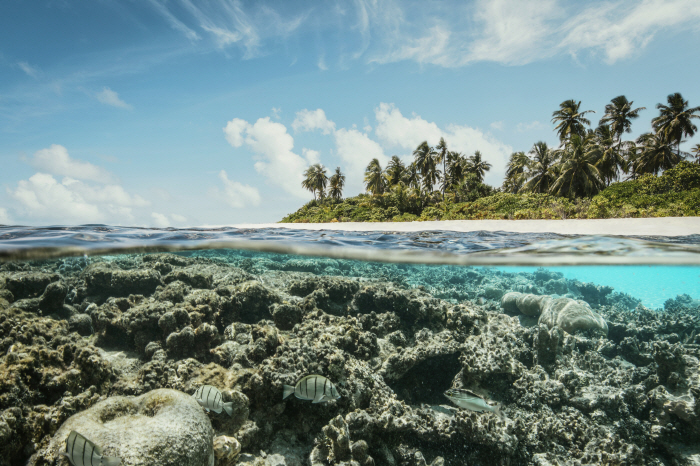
[283,375,340,403]
[61,430,121,466]
[193,385,234,416]
[444,388,505,419]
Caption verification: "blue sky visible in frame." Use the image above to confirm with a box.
[1,0,700,227]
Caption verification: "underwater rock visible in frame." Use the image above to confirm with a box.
[213,435,241,465]
[68,313,93,336]
[32,388,213,466]
[217,280,280,325]
[271,302,304,330]
[3,272,59,300]
[502,292,608,335]
[38,281,67,313]
[83,262,162,298]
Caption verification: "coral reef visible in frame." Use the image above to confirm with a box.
[0,253,698,466]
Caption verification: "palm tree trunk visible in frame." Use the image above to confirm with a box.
[442,158,446,201]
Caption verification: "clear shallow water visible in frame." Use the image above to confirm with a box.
[2,226,700,465]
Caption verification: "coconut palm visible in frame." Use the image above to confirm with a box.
[404,162,420,189]
[634,132,683,175]
[443,151,467,194]
[412,141,439,192]
[436,137,448,200]
[301,163,328,200]
[523,142,557,193]
[328,167,345,200]
[592,125,626,186]
[504,151,531,194]
[692,143,700,164]
[550,133,604,198]
[552,99,595,142]
[364,158,385,195]
[652,92,700,157]
[599,95,645,148]
[468,151,492,183]
[385,155,406,186]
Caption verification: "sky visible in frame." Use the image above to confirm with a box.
[1,0,700,227]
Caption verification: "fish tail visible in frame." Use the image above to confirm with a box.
[223,401,234,417]
[495,403,506,420]
[283,384,295,399]
[102,457,122,466]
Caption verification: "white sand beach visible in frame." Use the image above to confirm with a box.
[233,217,700,237]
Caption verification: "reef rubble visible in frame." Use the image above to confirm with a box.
[0,251,698,465]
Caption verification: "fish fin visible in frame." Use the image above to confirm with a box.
[212,405,223,414]
[283,385,295,399]
[223,402,234,417]
[312,392,325,404]
[94,444,103,455]
[59,452,70,459]
[102,457,122,466]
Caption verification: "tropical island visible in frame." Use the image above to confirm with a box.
[281,93,700,223]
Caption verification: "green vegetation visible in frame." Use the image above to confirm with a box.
[285,93,700,223]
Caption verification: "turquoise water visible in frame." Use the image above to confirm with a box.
[497,265,700,309]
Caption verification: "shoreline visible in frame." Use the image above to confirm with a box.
[231,217,700,237]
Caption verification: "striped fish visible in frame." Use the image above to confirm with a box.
[283,375,340,403]
[193,385,234,416]
[60,431,121,466]
[444,388,505,419]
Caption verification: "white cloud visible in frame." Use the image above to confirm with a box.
[517,121,547,132]
[302,148,320,164]
[171,214,187,223]
[334,128,388,193]
[374,102,512,187]
[0,207,11,225]
[151,212,171,228]
[96,87,132,109]
[216,170,261,208]
[223,117,308,197]
[30,144,114,183]
[271,107,281,119]
[374,103,442,149]
[147,0,201,41]
[17,61,39,78]
[292,109,336,134]
[317,54,328,71]
[490,121,504,130]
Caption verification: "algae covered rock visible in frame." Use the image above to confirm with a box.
[501,292,608,336]
[34,388,213,466]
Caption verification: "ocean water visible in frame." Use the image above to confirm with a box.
[1,225,700,466]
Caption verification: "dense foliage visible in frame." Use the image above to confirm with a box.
[281,162,700,222]
[286,93,699,222]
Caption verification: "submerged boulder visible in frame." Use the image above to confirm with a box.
[34,389,213,466]
[501,292,608,336]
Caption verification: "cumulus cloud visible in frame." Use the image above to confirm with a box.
[96,87,132,109]
[302,148,320,164]
[374,102,512,186]
[151,212,171,228]
[10,145,154,225]
[292,109,336,134]
[334,128,388,193]
[223,117,308,197]
[30,144,114,183]
[0,207,11,225]
[374,103,442,149]
[215,170,261,208]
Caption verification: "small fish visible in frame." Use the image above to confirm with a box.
[60,430,121,466]
[444,388,505,419]
[193,385,234,416]
[283,375,340,403]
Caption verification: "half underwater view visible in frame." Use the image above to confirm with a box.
[0,227,699,466]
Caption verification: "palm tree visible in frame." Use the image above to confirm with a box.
[385,156,406,186]
[301,163,328,200]
[523,142,557,193]
[634,132,683,175]
[550,133,604,198]
[692,143,700,164]
[443,151,467,195]
[504,151,531,194]
[468,151,492,183]
[404,162,420,189]
[328,167,345,200]
[436,137,448,200]
[592,125,626,186]
[599,95,645,148]
[412,141,439,192]
[652,92,700,157]
[552,99,595,142]
[364,158,385,195]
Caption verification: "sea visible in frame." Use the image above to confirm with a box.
[1,224,699,466]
